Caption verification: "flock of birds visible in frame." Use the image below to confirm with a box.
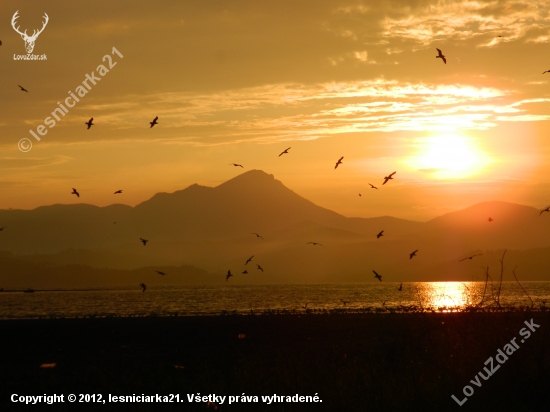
[11,46,550,300]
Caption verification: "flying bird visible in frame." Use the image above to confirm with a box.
[114,190,123,194]
[242,270,248,274]
[226,270,233,281]
[230,163,244,168]
[459,254,482,262]
[373,270,382,282]
[409,249,418,260]
[18,85,28,92]
[436,48,446,64]
[71,188,79,198]
[398,283,403,292]
[149,116,158,128]
[245,255,254,265]
[257,264,264,272]
[302,302,309,310]
[0,227,6,231]
[306,242,323,246]
[369,183,378,189]
[543,70,550,74]
[139,283,146,292]
[252,233,264,239]
[383,171,396,185]
[340,299,348,306]
[539,206,550,216]
[488,217,494,222]
[85,118,94,129]
[359,193,361,197]
[376,230,384,239]
[156,271,166,276]
[140,238,148,246]
[279,147,291,157]
[334,156,344,169]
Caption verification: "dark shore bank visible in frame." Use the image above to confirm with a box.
[1,312,549,411]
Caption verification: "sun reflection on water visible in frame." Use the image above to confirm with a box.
[413,282,483,311]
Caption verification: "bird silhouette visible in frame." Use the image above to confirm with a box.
[242,270,248,274]
[539,206,550,216]
[0,227,6,231]
[398,283,403,291]
[459,254,482,262]
[18,85,28,92]
[376,230,384,239]
[409,249,418,259]
[85,118,94,129]
[302,302,309,310]
[359,193,361,197]
[245,255,254,265]
[488,217,494,222]
[140,238,148,246]
[230,163,244,168]
[373,270,382,282]
[383,171,396,185]
[543,70,550,74]
[340,299,348,306]
[226,270,233,281]
[156,271,166,276]
[139,283,146,292]
[306,242,323,246]
[279,147,291,157]
[257,264,264,272]
[252,232,264,239]
[149,116,158,128]
[436,48,446,64]
[369,183,378,189]
[71,188,79,198]
[114,190,123,194]
[334,156,344,169]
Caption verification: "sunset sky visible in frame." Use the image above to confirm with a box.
[2,0,550,220]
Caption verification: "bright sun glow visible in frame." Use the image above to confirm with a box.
[407,134,491,179]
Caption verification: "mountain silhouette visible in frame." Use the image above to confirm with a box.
[0,170,549,285]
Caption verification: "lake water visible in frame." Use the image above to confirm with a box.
[0,281,549,319]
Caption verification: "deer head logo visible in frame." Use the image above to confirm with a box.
[11,11,49,54]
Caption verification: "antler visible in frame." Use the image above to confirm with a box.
[11,10,27,37]
[29,13,49,40]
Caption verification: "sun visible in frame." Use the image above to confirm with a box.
[407,133,491,179]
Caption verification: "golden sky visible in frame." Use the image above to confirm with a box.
[2,0,550,220]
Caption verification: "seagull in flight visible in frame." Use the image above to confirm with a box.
[306,242,323,246]
[398,283,403,291]
[140,238,148,246]
[373,270,382,282]
[369,183,378,190]
[459,254,482,262]
[257,264,264,272]
[302,302,309,310]
[488,217,494,222]
[230,163,244,168]
[71,188,80,198]
[245,255,254,265]
[340,299,348,306]
[139,283,146,292]
[0,227,6,231]
[383,172,396,185]
[18,85,28,92]
[226,270,233,281]
[334,156,344,169]
[409,249,418,260]
[242,270,248,274]
[436,48,446,64]
[149,116,158,128]
[543,70,550,74]
[539,206,550,216]
[279,147,291,157]
[85,118,94,129]
[114,190,123,194]
[156,271,166,276]
[252,232,264,239]
[376,230,384,239]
